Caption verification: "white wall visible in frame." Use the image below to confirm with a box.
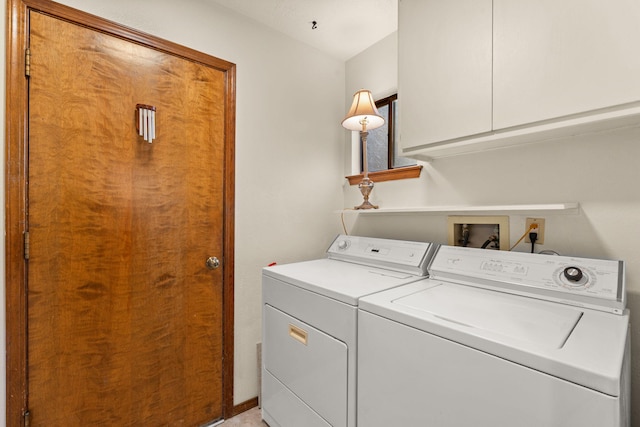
[346,32,640,427]
[344,32,399,176]
[0,0,346,412]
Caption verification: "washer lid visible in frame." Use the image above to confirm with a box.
[393,283,581,349]
[359,279,629,396]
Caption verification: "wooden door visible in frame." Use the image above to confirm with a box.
[6,3,235,425]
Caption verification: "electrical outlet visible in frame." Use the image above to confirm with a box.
[525,218,545,244]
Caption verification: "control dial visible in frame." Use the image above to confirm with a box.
[337,240,350,250]
[554,265,594,291]
[563,267,583,282]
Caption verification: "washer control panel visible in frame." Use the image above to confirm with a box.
[327,234,435,276]
[430,245,625,314]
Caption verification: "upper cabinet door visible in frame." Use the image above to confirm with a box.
[493,0,640,129]
[398,0,492,152]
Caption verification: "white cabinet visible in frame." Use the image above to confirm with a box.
[399,0,640,159]
[398,0,492,147]
[494,0,640,129]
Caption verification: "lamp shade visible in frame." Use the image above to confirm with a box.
[341,89,385,131]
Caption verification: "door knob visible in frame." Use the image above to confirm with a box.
[206,256,220,270]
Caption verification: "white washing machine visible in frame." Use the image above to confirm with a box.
[261,235,438,427]
[358,245,630,427]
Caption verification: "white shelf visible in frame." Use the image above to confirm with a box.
[341,203,580,215]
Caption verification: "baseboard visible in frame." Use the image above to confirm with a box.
[231,396,259,417]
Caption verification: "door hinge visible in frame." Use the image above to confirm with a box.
[24,231,30,260]
[25,48,31,77]
[24,410,31,427]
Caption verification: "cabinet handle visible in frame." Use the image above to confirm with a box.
[288,324,308,345]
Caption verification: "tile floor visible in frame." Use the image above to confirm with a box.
[220,406,267,426]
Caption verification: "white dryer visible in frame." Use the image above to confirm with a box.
[261,235,437,427]
[358,245,630,427]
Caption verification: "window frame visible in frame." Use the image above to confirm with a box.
[346,93,422,185]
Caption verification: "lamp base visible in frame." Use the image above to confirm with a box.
[354,177,378,210]
[354,200,379,210]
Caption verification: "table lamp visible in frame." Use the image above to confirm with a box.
[341,89,385,209]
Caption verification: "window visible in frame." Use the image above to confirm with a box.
[347,94,422,185]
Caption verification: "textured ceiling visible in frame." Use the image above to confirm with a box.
[206,0,398,61]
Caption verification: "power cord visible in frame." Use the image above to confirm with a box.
[529,230,538,253]
[509,223,538,251]
[341,210,348,235]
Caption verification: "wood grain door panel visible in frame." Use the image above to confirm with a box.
[24,10,227,426]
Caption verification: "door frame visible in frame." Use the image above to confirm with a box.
[5,0,237,424]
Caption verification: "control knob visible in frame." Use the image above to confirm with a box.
[337,240,349,250]
[563,267,583,282]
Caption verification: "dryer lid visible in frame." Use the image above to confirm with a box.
[264,258,423,305]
